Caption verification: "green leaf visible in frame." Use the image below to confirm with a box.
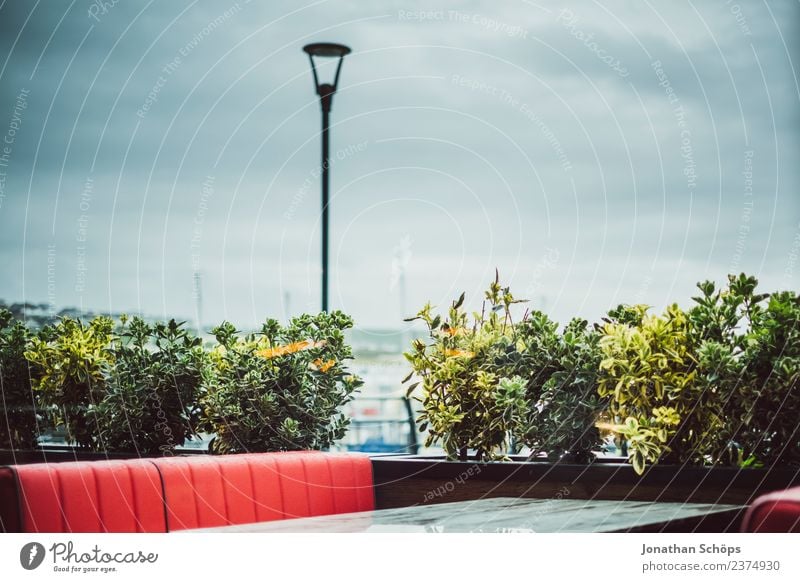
[632,451,645,475]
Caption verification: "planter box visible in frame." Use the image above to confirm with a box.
[0,445,208,465]
[371,455,799,531]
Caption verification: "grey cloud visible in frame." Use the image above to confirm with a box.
[0,0,797,329]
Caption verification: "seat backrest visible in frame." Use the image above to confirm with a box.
[741,486,800,533]
[0,452,375,533]
[151,451,374,531]
[0,459,166,533]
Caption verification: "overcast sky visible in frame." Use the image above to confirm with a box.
[0,0,798,332]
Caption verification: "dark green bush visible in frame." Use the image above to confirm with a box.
[200,311,363,454]
[95,317,206,455]
[514,315,605,462]
[688,274,759,465]
[739,290,800,466]
[689,275,800,467]
[0,310,40,449]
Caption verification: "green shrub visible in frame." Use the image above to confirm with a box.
[689,275,799,467]
[598,274,800,473]
[598,304,717,473]
[404,277,526,461]
[688,274,759,465]
[405,277,607,463]
[25,316,114,449]
[514,315,605,462]
[741,290,800,466]
[95,317,206,455]
[200,311,362,454]
[0,310,40,449]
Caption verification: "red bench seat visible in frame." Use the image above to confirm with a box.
[0,451,374,533]
[741,486,800,532]
[0,459,166,533]
[152,452,374,531]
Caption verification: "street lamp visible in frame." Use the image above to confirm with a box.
[303,42,351,313]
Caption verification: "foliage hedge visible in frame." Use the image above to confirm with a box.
[405,273,799,472]
[1,310,361,455]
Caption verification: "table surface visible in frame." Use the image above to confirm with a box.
[188,497,744,533]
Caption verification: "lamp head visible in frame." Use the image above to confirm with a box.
[303,43,351,58]
[303,42,351,110]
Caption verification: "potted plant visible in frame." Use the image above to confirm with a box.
[690,276,800,468]
[402,274,527,462]
[94,316,207,456]
[13,314,208,462]
[513,314,606,463]
[199,311,363,453]
[403,274,607,464]
[736,289,800,466]
[24,315,114,451]
[0,310,40,453]
[598,303,709,474]
[599,274,800,473]
[374,274,799,515]
[4,309,368,463]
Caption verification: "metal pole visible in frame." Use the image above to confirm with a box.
[320,92,332,313]
[304,42,349,314]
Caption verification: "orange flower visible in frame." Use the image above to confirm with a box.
[442,326,464,337]
[443,348,475,358]
[257,339,326,359]
[311,358,336,372]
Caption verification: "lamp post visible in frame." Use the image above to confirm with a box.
[303,42,351,313]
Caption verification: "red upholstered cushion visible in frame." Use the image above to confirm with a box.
[327,452,375,514]
[0,467,22,532]
[742,486,800,533]
[0,452,374,533]
[152,452,374,531]
[0,460,166,533]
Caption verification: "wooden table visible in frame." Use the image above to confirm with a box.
[187,497,745,533]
